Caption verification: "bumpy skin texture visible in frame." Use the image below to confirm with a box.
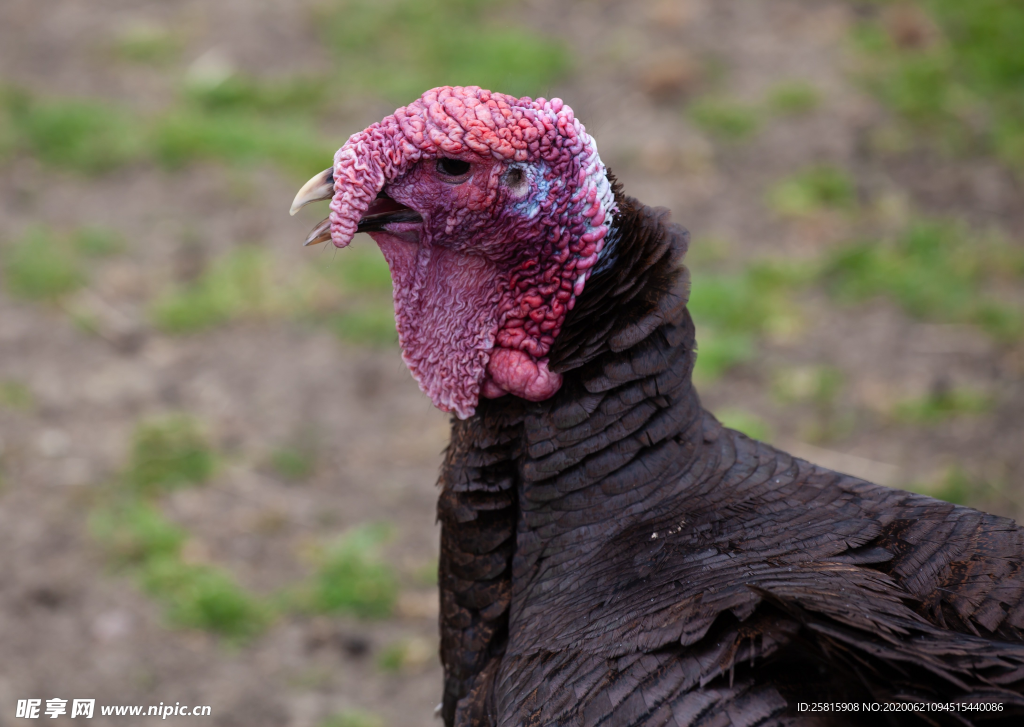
[327,86,615,419]
[434,182,1024,726]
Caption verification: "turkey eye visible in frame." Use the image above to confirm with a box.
[437,158,471,178]
[503,165,529,198]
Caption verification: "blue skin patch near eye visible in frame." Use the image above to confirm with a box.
[512,163,551,220]
[510,161,614,274]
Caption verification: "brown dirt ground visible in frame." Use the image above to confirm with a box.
[0,1,1021,726]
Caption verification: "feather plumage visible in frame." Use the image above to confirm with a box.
[436,175,1024,726]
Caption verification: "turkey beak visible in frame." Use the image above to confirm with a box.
[290,167,335,216]
[303,192,423,246]
[303,217,332,247]
[355,191,423,232]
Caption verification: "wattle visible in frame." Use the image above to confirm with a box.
[375,236,503,420]
[482,348,562,402]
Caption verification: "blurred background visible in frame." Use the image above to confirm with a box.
[0,0,1022,725]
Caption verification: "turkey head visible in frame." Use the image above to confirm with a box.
[291,86,616,419]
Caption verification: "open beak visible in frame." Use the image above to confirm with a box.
[354,193,422,232]
[292,168,422,247]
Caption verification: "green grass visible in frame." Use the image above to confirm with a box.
[855,0,1024,171]
[909,466,1002,507]
[305,523,399,619]
[822,219,1024,342]
[111,25,180,65]
[150,245,397,342]
[125,415,215,495]
[152,111,331,178]
[2,226,86,300]
[767,82,820,116]
[185,74,328,117]
[689,262,810,382]
[331,304,397,346]
[318,710,384,727]
[714,408,772,442]
[376,641,407,673]
[92,416,406,640]
[691,331,755,384]
[316,0,569,102]
[91,500,188,567]
[140,557,271,639]
[688,80,818,143]
[770,366,851,444]
[270,446,316,481]
[685,236,733,270]
[376,637,433,674]
[92,501,269,640]
[313,246,397,345]
[320,245,394,293]
[687,97,761,142]
[767,165,856,218]
[150,248,261,333]
[2,225,126,303]
[0,380,33,410]
[1,87,332,180]
[930,467,974,505]
[91,418,266,641]
[73,227,125,257]
[3,92,144,174]
[4,3,564,178]
[892,386,992,425]
[413,557,439,587]
[771,366,844,407]
[151,247,287,334]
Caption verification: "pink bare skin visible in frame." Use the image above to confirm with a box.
[481,349,562,401]
[366,153,563,410]
[304,87,616,419]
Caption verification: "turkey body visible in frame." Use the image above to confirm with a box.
[436,182,1024,726]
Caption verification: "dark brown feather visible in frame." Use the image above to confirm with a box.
[436,174,1024,725]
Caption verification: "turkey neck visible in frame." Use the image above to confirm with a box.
[436,177,703,722]
[512,179,705,592]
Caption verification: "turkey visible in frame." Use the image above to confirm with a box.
[291,86,1024,726]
